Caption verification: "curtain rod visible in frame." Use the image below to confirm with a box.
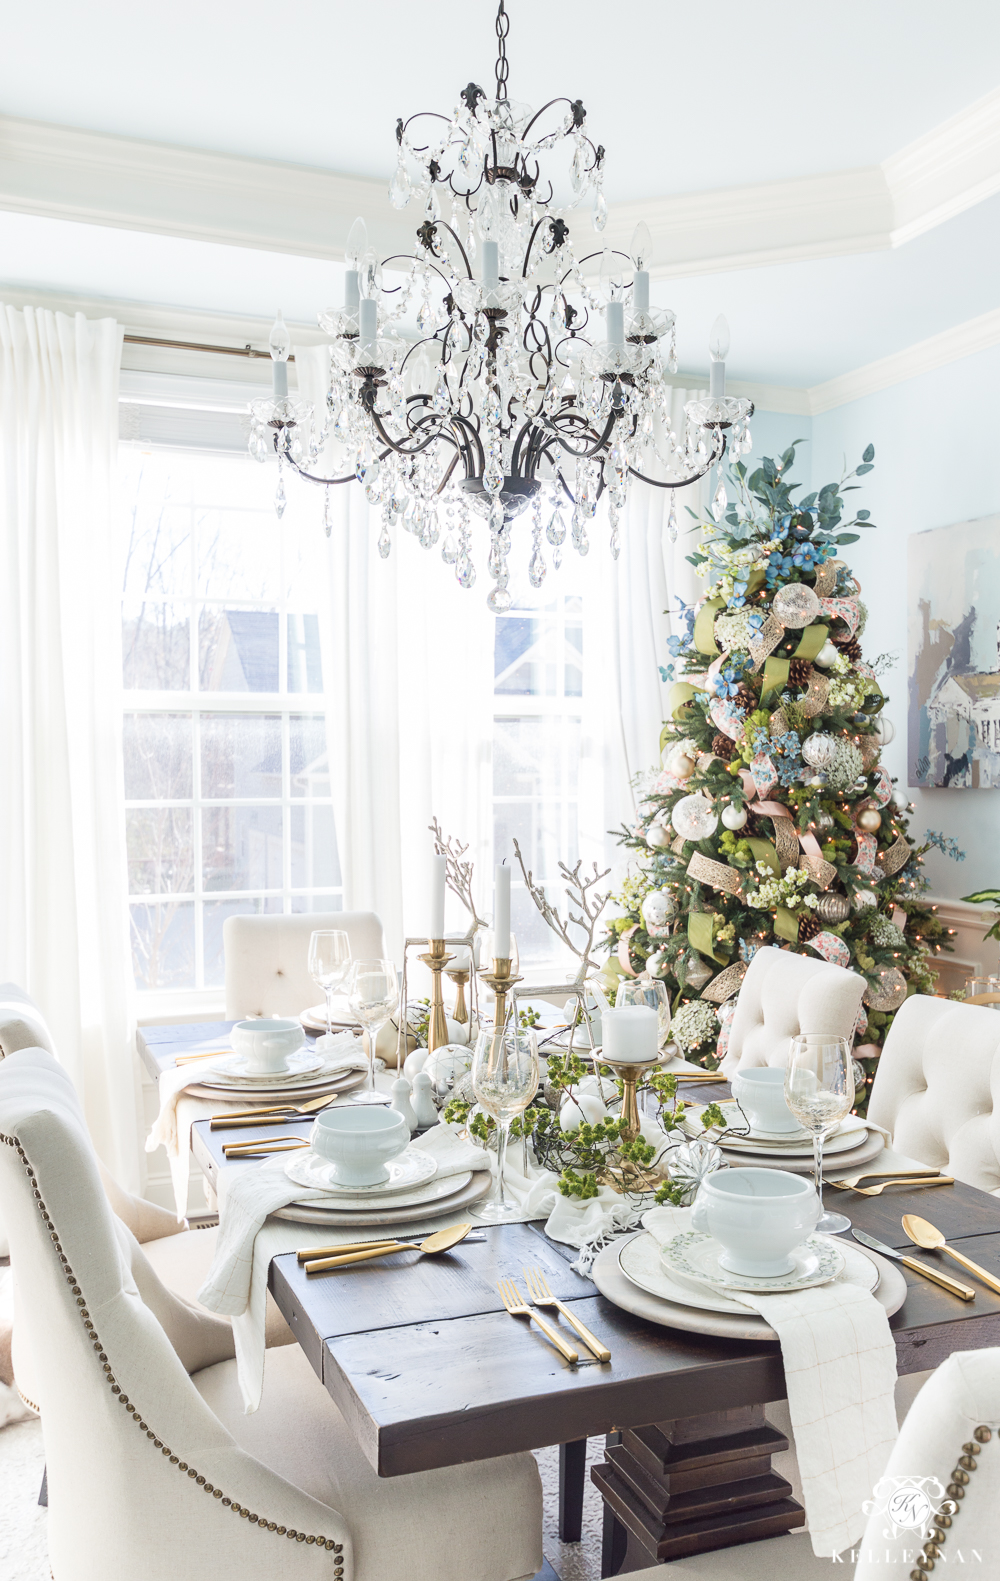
[123,333,295,363]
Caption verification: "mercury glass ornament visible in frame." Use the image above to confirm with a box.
[422,1045,472,1102]
[816,811,834,829]
[865,966,907,1012]
[814,639,839,668]
[660,1136,727,1206]
[802,732,838,770]
[721,804,747,830]
[671,794,719,842]
[815,892,851,924]
[641,889,678,930]
[670,751,697,781]
[857,809,882,832]
[684,954,713,989]
[853,889,877,913]
[772,582,821,627]
[717,998,738,1026]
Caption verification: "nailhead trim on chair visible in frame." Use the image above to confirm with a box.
[909,1428,992,1580]
[1,1131,344,1571]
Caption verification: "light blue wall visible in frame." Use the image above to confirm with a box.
[801,344,1000,898]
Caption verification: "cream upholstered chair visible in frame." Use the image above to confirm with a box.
[868,994,1000,1193]
[224,911,386,1020]
[0,985,291,1366]
[1,1048,543,1581]
[626,1349,1000,1579]
[720,946,866,1077]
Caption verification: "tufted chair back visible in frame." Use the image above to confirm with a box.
[0,1048,351,1580]
[0,981,57,1059]
[721,946,866,1077]
[868,995,1000,1192]
[224,912,386,1020]
[854,1348,1000,1579]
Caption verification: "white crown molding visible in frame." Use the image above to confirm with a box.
[884,84,1000,245]
[806,305,1000,414]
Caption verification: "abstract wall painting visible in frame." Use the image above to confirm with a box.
[908,515,1000,788]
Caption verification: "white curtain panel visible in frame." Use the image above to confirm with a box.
[0,306,141,1188]
[295,345,494,958]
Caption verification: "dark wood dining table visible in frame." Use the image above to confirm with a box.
[140,1021,1000,1578]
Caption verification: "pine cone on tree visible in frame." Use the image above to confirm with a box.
[788,658,812,688]
[831,629,862,661]
[734,682,757,713]
[711,733,736,761]
[798,913,822,943]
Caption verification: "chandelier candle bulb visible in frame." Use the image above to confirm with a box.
[632,269,650,316]
[358,298,377,357]
[606,300,625,349]
[482,239,500,289]
[601,1005,658,1064]
[708,315,730,398]
[494,863,511,960]
[269,310,289,399]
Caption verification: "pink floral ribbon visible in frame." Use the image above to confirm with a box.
[872,767,892,808]
[818,596,860,636]
[807,930,851,968]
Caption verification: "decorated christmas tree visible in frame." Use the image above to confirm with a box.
[606,443,957,1107]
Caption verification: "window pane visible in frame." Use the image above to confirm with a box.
[126,808,194,895]
[291,804,341,888]
[493,800,578,875]
[196,507,280,602]
[121,483,191,600]
[203,805,283,891]
[202,897,282,988]
[123,713,193,800]
[291,893,343,914]
[287,613,323,693]
[290,716,328,797]
[199,607,279,692]
[510,885,574,969]
[122,601,190,690]
[200,715,282,799]
[494,716,580,799]
[130,901,195,990]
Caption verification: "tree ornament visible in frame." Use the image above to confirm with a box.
[646,818,674,849]
[875,716,896,745]
[814,640,839,668]
[683,954,713,989]
[802,732,838,769]
[798,913,822,942]
[815,892,851,924]
[672,794,719,841]
[672,753,696,781]
[641,889,677,930]
[857,809,882,832]
[891,789,909,811]
[645,949,669,976]
[864,966,907,1011]
[826,740,864,791]
[721,804,747,831]
[816,811,834,829]
[772,583,821,627]
[853,889,878,912]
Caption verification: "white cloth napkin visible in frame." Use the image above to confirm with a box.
[145,1033,366,1218]
[643,1204,897,1559]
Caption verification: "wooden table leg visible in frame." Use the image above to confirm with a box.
[592,1405,803,1572]
[559,1438,587,1543]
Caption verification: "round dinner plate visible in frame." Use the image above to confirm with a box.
[300,1005,361,1034]
[284,1146,438,1196]
[661,1231,845,1294]
[272,1168,493,1226]
[618,1231,878,1317]
[184,1070,367,1103]
[712,1129,886,1177]
[686,1103,868,1157]
[282,1170,474,1215]
[594,1232,906,1341]
[216,1050,324,1083]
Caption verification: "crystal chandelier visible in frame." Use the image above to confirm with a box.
[249,1,753,610]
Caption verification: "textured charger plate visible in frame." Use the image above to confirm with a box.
[619,1230,878,1316]
[594,1231,906,1340]
[185,1070,367,1103]
[272,1168,493,1225]
[284,1146,438,1196]
[661,1230,845,1294]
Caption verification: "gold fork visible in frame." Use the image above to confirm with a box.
[830,1175,953,1197]
[522,1266,611,1362]
[830,1170,943,1189]
[496,1278,579,1364]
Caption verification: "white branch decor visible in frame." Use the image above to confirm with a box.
[512,838,610,985]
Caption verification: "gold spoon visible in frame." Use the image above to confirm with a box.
[901,1214,1000,1296]
[303,1223,474,1273]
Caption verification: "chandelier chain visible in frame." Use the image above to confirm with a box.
[495,3,510,102]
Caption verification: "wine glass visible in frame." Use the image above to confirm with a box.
[308,930,352,1049]
[784,1034,855,1234]
[472,1023,539,1222]
[347,959,400,1104]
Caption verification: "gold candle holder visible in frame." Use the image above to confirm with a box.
[419,939,454,1054]
[598,1057,658,1146]
[445,967,471,1025]
[480,957,523,1053]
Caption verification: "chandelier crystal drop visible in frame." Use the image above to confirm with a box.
[248,1,753,606]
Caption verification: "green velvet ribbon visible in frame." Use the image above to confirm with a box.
[743,837,780,877]
[687,911,725,965]
[795,623,829,660]
[665,681,702,724]
[774,906,801,943]
[693,597,726,656]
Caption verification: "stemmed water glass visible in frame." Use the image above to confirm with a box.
[472,1023,539,1222]
[307,930,352,1049]
[347,959,400,1103]
[784,1034,855,1234]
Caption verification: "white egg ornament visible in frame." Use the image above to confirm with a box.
[559,1092,609,1133]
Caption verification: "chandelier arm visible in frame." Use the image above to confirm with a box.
[365,404,463,462]
[397,110,453,155]
[282,460,358,487]
[519,97,580,142]
[540,410,616,461]
[628,432,727,490]
[521,217,554,279]
[422,222,474,280]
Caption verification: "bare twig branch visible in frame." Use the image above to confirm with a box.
[512,838,610,984]
[429,817,489,940]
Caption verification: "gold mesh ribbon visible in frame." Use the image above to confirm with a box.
[701,961,747,1003]
[799,669,830,718]
[769,708,790,739]
[880,834,911,875]
[671,834,687,856]
[859,735,881,771]
[798,853,838,890]
[749,614,785,670]
[813,559,844,598]
[687,851,743,896]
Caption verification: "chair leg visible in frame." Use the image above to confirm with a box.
[38,1465,48,1507]
[558,1438,587,1543]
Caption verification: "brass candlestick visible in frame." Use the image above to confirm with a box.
[598,1057,659,1145]
[419,938,454,1054]
[480,957,523,1054]
[446,967,471,1025]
